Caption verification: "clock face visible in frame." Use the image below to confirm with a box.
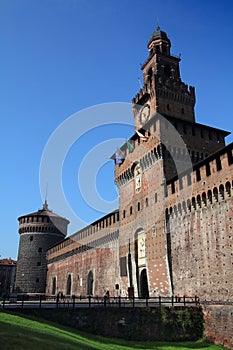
[140,104,150,125]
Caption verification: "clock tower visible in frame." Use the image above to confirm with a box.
[132,26,196,129]
[115,27,199,298]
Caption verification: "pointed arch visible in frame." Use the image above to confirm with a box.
[87,270,94,296]
[52,277,56,295]
[139,269,149,298]
[226,181,231,197]
[66,274,72,295]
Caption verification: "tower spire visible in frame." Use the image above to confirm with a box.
[43,183,48,210]
[156,17,160,30]
[43,199,48,211]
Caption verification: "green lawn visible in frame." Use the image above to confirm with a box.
[0,311,225,350]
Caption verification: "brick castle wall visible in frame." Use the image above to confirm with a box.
[165,144,233,347]
[46,211,120,297]
[203,305,233,350]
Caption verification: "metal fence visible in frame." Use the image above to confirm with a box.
[0,294,202,309]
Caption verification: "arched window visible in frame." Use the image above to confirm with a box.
[202,192,207,206]
[216,157,222,171]
[213,187,218,202]
[208,190,212,204]
[182,201,187,213]
[87,271,94,296]
[226,181,231,197]
[197,195,201,208]
[147,67,153,87]
[191,197,196,210]
[157,144,161,157]
[66,274,72,295]
[187,199,191,211]
[219,184,224,199]
[139,269,149,298]
[52,277,56,295]
[155,45,160,54]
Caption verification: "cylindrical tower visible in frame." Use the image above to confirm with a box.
[15,201,69,294]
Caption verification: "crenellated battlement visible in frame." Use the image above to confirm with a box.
[115,141,163,187]
[47,210,119,261]
[132,84,150,105]
[165,142,233,214]
[156,81,195,104]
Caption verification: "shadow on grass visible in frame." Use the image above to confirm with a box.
[0,311,224,350]
[0,320,95,350]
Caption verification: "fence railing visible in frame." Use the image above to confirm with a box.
[0,294,202,309]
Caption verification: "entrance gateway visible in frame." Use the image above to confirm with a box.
[140,268,149,298]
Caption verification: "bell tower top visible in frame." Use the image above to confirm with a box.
[132,27,196,129]
[147,26,171,56]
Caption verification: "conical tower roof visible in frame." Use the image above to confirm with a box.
[18,200,69,224]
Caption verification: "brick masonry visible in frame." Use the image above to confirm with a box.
[18,307,204,341]
[15,202,69,293]
[203,305,233,349]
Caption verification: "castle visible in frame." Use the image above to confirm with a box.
[15,27,233,348]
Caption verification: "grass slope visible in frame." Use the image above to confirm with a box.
[0,311,225,350]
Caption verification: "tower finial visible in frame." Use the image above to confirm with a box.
[45,182,48,201]
[43,199,48,211]
[43,183,48,210]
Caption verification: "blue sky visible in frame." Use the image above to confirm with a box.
[0,0,232,259]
